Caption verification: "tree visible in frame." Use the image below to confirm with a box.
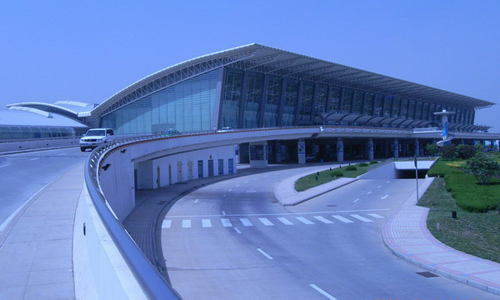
[467,153,500,185]
[456,144,478,160]
[425,143,439,156]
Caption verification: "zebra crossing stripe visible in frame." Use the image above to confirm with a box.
[296,216,314,225]
[259,218,274,226]
[182,220,192,228]
[314,216,334,224]
[240,218,253,226]
[367,213,384,219]
[277,217,294,225]
[350,214,373,222]
[202,219,212,228]
[332,215,354,223]
[221,218,233,227]
[162,220,172,228]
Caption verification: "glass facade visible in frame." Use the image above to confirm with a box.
[99,65,477,134]
[102,69,221,134]
[0,126,77,140]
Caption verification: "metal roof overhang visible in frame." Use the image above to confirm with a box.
[6,102,80,121]
[92,43,496,118]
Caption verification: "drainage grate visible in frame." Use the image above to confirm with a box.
[417,271,439,278]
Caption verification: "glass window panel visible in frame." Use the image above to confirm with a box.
[328,87,341,112]
[264,76,282,127]
[299,81,314,121]
[408,100,416,119]
[422,102,430,120]
[400,99,408,118]
[383,96,393,117]
[364,93,374,115]
[392,98,401,118]
[314,84,328,114]
[281,79,299,126]
[341,88,353,113]
[374,94,384,117]
[352,91,364,114]
[243,72,264,128]
[415,101,423,120]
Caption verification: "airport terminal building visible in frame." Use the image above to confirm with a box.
[6,43,499,161]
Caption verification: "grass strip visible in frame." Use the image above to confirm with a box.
[294,163,369,192]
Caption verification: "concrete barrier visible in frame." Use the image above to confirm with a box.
[0,138,80,152]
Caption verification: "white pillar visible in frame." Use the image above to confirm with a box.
[337,137,344,162]
[298,139,306,164]
[367,138,374,161]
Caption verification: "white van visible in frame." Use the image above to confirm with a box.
[79,128,115,152]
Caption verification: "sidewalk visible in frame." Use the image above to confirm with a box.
[273,172,500,296]
[0,164,83,300]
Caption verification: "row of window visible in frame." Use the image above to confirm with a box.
[220,68,475,129]
[0,126,78,140]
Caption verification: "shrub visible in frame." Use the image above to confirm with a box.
[425,143,439,156]
[456,144,478,160]
[345,165,357,171]
[467,153,500,185]
[331,171,343,177]
[370,161,378,165]
[440,144,457,159]
[359,163,369,167]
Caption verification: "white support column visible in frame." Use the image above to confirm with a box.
[393,138,399,158]
[298,139,306,164]
[367,138,374,161]
[337,137,344,162]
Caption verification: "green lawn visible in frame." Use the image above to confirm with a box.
[418,177,500,263]
[294,163,370,192]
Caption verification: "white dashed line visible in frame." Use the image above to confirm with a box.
[29,158,40,161]
[310,284,338,300]
[162,220,172,228]
[258,218,274,226]
[295,216,314,225]
[381,195,388,199]
[202,219,212,228]
[386,181,391,183]
[222,211,226,216]
[257,248,273,260]
[368,213,384,219]
[350,214,373,222]
[182,220,192,228]
[313,216,333,224]
[221,219,232,227]
[353,198,360,203]
[240,218,253,226]
[332,215,354,223]
[228,189,233,192]
[277,217,294,225]
[377,185,382,188]
[367,191,372,195]
[234,227,241,234]
[0,164,10,168]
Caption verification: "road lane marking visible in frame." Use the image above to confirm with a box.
[310,284,338,300]
[234,227,241,234]
[386,180,391,183]
[351,214,373,222]
[277,217,294,225]
[240,218,253,226]
[381,195,388,199]
[228,189,233,191]
[367,191,372,195]
[182,220,191,228]
[57,153,67,155]
[353,198,360,203]
[257,248,273,260]
[166,208,391,218]
[0,164,10,168]
[202,219,212,228]
[29,158,40,161]
[377,185,382,188]
[258,218,274,226]
[235,185,240,187]
[222,211,226,216]
[314,216,333,224]
[162,220,172,228]
[368,213,384,219]
[296,216,314,224]
[332,215,353,223]
[221,219,232,227]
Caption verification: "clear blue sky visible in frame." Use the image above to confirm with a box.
[1,1,499,131]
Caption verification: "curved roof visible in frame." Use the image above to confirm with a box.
[93,43,495,118]
[5,102,93,122]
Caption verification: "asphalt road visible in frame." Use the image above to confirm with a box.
[162,167,497,300]
[0,147,87,229]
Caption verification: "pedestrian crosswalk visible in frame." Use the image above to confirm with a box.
[162,213,385,229]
